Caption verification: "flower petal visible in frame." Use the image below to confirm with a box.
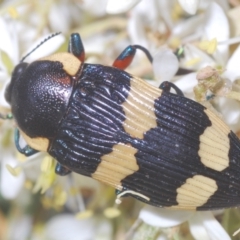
[0,78,11,108]
[7,215,32,240]
[0,152,25,199]
[127,12,148,48]
[44,214,112,240]
[189,212,231,240]
[199,0,229,12]
[178,0,200,15]
[44,214,95,240]
[188,213,211,240]
[157,0,174,29]
[80,0,108,16]
[216,98,240,132]
[153,49,179,84]
[139,205,194,228]
[174,72,197,99]
[202,2,229,65]
[106,0,141,14]
[171,14,204,41]
[181,43,216,70]
[48,3,73,33]
[224,44,240,82]
[0,18,19,65]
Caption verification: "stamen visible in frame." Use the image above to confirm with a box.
[104,207,121,218]
[24,180,33,189]
[7,7,18,19]
[6,154,40,177]
[75,210,93,219]
[225,91,240,102]
[67,175,85,212]
[41,156,53,172]
[233,227,240,237]
[219,36,240,46]
[66,174,88,219]
[125,218,143,240]
[6,164,22,176]
[169,37,181,49]
[53,186,67,207]
[185,57,201,66]
[198,38,217,54]
[32,159,56,193]
[171,2,183,21]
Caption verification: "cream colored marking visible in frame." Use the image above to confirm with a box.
[92,143,139,190]
[122,76,162,139]
[171,175,217,210]
[20,130,49,152]
[39,52,81,76]
[199,108,230,171]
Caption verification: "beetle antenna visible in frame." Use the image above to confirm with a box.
[20,32,61,63]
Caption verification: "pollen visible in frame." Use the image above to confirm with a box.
[104,207,121,218]
[33,160,56,193]
[24,180,33,189]
[198,38,218,54]
[171,2,183,21]
[185,57,201,66]
[169,37,181,49]
[69,187,79,196]
[8,7,18,19]
[6,164,22,176]
[17,152,27,163]
[75,210,94,219]
[53,186,67,207]
[41,155,53,172]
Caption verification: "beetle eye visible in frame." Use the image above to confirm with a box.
[5,62,28,103]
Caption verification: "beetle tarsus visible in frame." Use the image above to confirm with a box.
[68,33,85,62]
[113,45,153,70]
[14,129,38,156]
[55,163,72,176]
[133,45,153,63]
[159,81,184,96]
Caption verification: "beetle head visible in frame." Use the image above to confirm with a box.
[4,52,82,140]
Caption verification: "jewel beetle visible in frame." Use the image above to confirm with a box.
[3,32,240,211]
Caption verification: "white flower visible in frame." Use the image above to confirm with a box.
[79,0,108,17]
[0,17,64,199]
[5,215,32,240]
[106,0,142,14]
[41,214,112,240]
[178,0,200,14]
[0,150,25,199]
[138,206,231,240]
[106,0,201,15]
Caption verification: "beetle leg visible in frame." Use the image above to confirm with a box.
[115,188,127,197]
[113,45,153,70]
[14,129,38,156]
[55,163,72,176]
[159,81,184,97]
[68,33,85,62]
[0,113,13,120]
